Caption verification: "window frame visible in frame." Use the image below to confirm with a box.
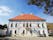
[15,23,17,27]
[30,23,32,27]
[11,23,13,27]
[15,30,16,34]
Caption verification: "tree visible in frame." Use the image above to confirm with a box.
[3,24,7,28]
[28,0,53,16]
[0,24,3,29]
[0,24,7,29]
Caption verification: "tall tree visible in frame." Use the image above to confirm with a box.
[28,0,53,16]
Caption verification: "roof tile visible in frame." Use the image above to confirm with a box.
[9,14,45,21]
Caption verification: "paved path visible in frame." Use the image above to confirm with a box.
[0,37,53,40]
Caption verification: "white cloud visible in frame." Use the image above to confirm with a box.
[0,6,12,16]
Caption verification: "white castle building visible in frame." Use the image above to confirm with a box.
[8,14,48,37]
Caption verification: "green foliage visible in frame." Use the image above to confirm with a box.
[0,24,7,29]
[28,0,53,16]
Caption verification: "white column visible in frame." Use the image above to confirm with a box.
[39,23,42,28]
[13,22,15,28]
[8,22,10,28]
[44,22,47,28]
[28,22,30,28]
[44,22,48,36]
[11,29,15,36]
[39,23,43,35]
[25,29,27,36]
[40,30,43,35]
[8,22,12,35]
[16,29,18,34]
[44,29,48,36]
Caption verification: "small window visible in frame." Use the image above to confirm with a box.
[42,23,44,28]
[30,30,32,34]
[15,30,16,34]
[11,23,13,27]
[10,30,12,35]
[38,31,40,35]
[43,30,46,37]
[26,23,28,27]
[30,23,31,27]
[15,23,17,27]
[23,30,25,34]
[38,24,39,27]
[23,23,25,27]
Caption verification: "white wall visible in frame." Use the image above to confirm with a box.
[8,20,48,36]
[0,29,7,35]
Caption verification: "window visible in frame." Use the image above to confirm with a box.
[15,30,16,34]
[30,30,32,34]
[11,23,13,27]
[38,24,39,27]
[38,31,40,35]
[30,23,31,27]
[43,30,46,37]
[10,30,12,35]
[15,23,17,27]
[23,23,25,27]
[23,30,25,34]
[42,23,44,28]
[26,23,28,27]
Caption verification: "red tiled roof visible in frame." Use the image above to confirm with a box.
[9,14,45,21]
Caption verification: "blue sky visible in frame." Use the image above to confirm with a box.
[0,0,53,24]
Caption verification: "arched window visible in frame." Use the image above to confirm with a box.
[15,23,17,27]
[11,23,13,27]
[15,30,16,34]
